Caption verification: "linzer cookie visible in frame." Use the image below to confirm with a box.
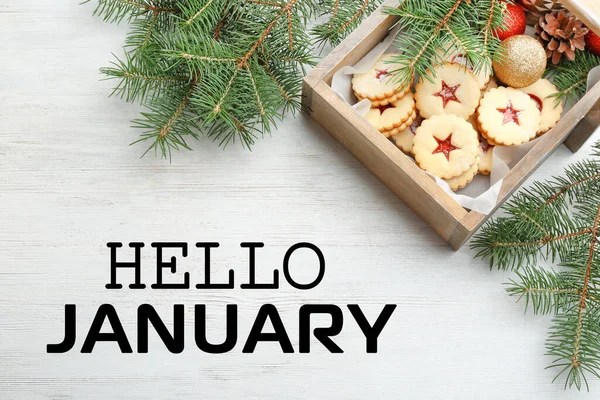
[516,79,563,135]
[392,114,423,154]
[444,158,480,191]
[386,111,417,136]
[352,53,410,106]
[413,114,479,179]
[364,92,416,137]
[477,87,540,146]
[437,47,491,89]
[415,62,481,119]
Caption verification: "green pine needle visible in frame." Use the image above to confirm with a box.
[472,141,600,391]
[87,0,379,158]
[545,52,600,107]
[384,0,506,88]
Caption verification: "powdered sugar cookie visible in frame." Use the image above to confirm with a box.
[478,136,494,175]
[444,158,480,191]
[415,62,481,119]
[364,92,416,137]
[413,114,479,179]
[437,46,491,89]
[352,53,411,106]
[392,114,424,154]
[516,79,563,135]
[477,87,540,146]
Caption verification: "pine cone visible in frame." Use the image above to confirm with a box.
[535,10,589,65]
[517,0,563,26]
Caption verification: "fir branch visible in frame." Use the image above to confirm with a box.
[383,0,505,88]
[473,141,600,390]
[545,52,600,107]
[87,0,388,157]
[184,0,217,25]
[507,267,581,315]
[312,0,384,46]
[101,53,189,102]
[85,0,180,23]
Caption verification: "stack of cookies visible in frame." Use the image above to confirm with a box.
[352,52,564,191]
[351,54,415,138]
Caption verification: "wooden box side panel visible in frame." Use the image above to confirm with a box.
[304,80,469,243]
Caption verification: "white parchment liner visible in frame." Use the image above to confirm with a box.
[331,26,600,214]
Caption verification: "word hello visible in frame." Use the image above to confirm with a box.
[46,242,397,354]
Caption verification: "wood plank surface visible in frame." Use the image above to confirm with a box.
[1,1,599,399]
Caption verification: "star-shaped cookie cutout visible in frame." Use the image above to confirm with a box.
[497,102,522,125]
[432,134,458,161]
[434,81,461,108]
[375,68,389,81]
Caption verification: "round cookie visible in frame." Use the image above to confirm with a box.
[392,114,423,154]
[413,114,480,179]
[516,79,563,135]
[352,53,411,106]
[364,92,416,137]
[444,158,480,191]
[482,77,498,98]
[478,136,494,175]
[437,46,491,89]
[477,87,540,146]
[415,62,481,119]
[386,111,417,137]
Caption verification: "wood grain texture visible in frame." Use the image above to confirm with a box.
[0,1,599,399]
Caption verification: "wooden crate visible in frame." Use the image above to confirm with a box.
[303,0,600,250]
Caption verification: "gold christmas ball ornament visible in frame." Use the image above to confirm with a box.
[492,35,547,88]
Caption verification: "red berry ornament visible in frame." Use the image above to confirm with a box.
[586,30,600,56]
[493,3,527,41]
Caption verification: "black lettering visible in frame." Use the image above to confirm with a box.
[106,242,145,289]
[81,304,132,353]
[242,304,293,353]
[240,242,279,289]
[195,242,234,289]
[47,304,76,353]
[283,243,325,290]
[194,305,238,353]
[137,304,184,353]
[299,304,343,353]
[150,243,190,289]
[348,304,396,353]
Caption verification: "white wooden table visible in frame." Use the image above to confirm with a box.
[1,1,598,398]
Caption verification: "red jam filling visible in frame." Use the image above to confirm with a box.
[377,103,394,114]
[410,115,424,135]
[496,102,522,125]
[434,81,461,108]
[375,68,389,80]
[451,54,473,72]
[432,134,459,161]
[528,94,543,112]
[480,137,493,154]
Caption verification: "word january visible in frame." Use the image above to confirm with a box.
[47,242,397,354]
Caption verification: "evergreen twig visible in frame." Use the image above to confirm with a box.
[384,0,506,88]
[87,0,381,158]
[545,52,600,107]
[472,141,600,390]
